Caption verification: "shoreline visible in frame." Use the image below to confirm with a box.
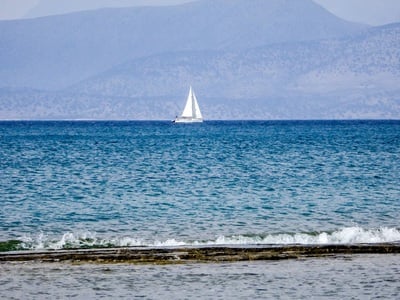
[1,243,399,264]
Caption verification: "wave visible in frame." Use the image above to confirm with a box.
[2,227,400,252]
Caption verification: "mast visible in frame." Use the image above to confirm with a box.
[191,87,196,118]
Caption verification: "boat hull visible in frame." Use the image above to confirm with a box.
[173,118,203,123]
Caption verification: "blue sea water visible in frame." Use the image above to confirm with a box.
[0,120,400,249]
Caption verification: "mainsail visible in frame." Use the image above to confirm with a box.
[174,86,203,123]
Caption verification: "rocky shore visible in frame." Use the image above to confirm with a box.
[1,244,399,264]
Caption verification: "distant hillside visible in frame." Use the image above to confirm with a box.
[1,23,398,120]
[24,0,195,18]
[72,23,400,98]
[0,0,365,90]
[1,0,397,120]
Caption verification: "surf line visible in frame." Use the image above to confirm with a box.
[1,244,400,264]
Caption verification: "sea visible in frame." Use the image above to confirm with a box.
[1,120,399,299]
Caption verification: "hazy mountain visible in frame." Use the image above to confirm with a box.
[1,0,397,120]
[1,23,398,120]
[72,23,399,96]
[24,0,195,19]
[0,0,365,90]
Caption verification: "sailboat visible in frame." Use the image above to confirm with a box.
[173,86,203,123]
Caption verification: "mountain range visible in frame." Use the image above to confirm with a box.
[0,0,399,120]
[23,0,195,19]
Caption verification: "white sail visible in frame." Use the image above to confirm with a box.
[174,86,203,123]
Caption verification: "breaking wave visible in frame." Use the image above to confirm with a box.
[2,227,400,252]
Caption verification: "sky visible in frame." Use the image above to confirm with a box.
[0,0,399,25]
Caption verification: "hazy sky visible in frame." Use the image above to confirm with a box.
[313,0,400,25]
[0,0,399,25]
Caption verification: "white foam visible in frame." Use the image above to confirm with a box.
[19,227,400,250]
[211,227,400,245]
